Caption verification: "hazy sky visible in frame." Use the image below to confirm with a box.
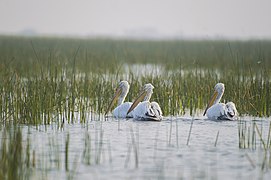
[0,0,271,39]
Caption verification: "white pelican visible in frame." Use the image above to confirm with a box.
[126,83,163,121]
[105,81,133,118]
[203,83,238,120]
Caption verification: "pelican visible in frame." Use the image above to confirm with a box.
[126,83,163,121]
[203,83,238,120]
[105,81,133,118]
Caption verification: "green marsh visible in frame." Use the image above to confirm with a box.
[1,36,271,125]
[0,35,271,179]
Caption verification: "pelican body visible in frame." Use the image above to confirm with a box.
[203,83,238,120]
[127,83,163,121]
[105,81,133,118]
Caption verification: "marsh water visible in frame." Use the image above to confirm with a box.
[1,38,271,179]
[1,63,270,179]
[3,115,270,180]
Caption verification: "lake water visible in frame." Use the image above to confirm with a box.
[10,116,271,180]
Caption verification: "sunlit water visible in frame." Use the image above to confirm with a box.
[9,116,271,179]
[96,63,221,81]
[122,64,220,78]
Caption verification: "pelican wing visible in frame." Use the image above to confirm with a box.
[217,114,234,121]
[113,102,133,118]
[132,101,163,121]
[207,103,237,120]
[206,103,225,120]
[217,112,237,121]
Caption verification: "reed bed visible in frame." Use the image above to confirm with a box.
[0,36,271,125]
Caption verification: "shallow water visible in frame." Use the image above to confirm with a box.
[122,63,222,78]
[3,116,268,180]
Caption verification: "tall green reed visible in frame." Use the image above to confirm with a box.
[0,36,271,125]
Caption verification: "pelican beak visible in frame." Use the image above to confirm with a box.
[105,87,122,115]
[126,91,147,115]
[203,91,218,116]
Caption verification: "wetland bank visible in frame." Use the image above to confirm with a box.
[0,36,271,179]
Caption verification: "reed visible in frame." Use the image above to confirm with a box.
[214,130,219,147]
[0,35,271,126]
[130,127,139,168]
[186,119,194,146]
[65,133,70,171]
[82,131,92,165]
[0,126,32,179]
[238,120,271,151]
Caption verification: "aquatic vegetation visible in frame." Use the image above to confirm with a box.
[0,126,32,179]
[238,120,271,150]
[1,35,271,179]
[238,119,271,171]
[0,35,271,126]
[0,117,270,179]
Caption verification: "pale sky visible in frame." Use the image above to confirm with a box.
[0,0,271,39]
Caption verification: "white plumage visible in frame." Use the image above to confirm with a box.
[203,83,238,120]
[127,83,163,121]
[105,81,133,118]
[113,102,132,118]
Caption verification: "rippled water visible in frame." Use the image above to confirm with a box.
[11,116,271,179]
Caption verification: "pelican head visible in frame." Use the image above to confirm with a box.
[203,83,225,116]
[142,83,154,101]
[226,102,238,118]
[126,83,154,115]
[105,80,130,115]
[214,83,225,95]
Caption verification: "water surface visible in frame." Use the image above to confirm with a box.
[7,116,270,179]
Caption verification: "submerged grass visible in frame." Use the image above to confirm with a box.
[0,35,271,125]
